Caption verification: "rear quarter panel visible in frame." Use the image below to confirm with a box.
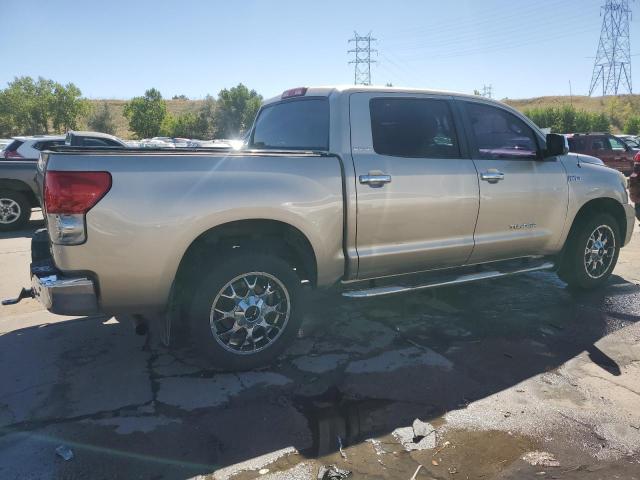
[47,152,345,313]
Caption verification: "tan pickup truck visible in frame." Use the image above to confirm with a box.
[5,86,635,370]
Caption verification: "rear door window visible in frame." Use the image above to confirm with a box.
[465,102,539,160]
[369,97,461,158]
[568,137,586,151]
[607,136,626,151]
[591,137,607,151]
[82,138,115,147]
[250,98,329,150]
[34,140,65,151]
[2,140,24,159]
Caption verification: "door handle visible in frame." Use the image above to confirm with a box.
[480,170,505,183]
[359,174,392,187]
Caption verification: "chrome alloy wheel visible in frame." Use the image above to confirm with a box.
[0,198,21,224]
[584,225,615,279]
[209,272,291,355]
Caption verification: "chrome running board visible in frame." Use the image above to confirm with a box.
[342,261,555,298]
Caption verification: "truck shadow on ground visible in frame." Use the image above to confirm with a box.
[0,271,639,478]
[0,216,44,240]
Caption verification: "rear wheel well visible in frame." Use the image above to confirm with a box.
[172,220,317,310]
[565,198,626,247]
[0,180,39,207]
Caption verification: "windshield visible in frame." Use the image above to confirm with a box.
[250,98,329,150]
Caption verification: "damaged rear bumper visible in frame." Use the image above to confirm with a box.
[31,261,99,315]
[3,228,100,315]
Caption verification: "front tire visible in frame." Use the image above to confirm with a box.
[558,213,620,290]
[0,190,31,232]
[185,253,302,371]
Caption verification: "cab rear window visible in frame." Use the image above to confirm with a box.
[250,98,329,151]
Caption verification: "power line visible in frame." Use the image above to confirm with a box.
[348,31,377,85]
[393,25,594,64]
[588,0,633,96]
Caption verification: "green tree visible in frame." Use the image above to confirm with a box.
[214,84,262,138]
[195,95,217,139]
[171,112,201,138]
[524,105,611,134]
[591,112,610,132]
[159,113,176,137]
[574,110,592,133]
[0,76,89,136]
[50,82,89,132]
[624,115,640,135]
[553,104,577,133]
[88,101,117,134]
[123,88,167,138]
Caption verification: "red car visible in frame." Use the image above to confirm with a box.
[566,133,636,176]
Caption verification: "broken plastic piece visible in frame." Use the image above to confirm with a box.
[317,464,351,480]
[55,445,74,461]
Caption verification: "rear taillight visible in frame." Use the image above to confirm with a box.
[44,171,111,245]
[45,171,111,214]
[634,151,640,162]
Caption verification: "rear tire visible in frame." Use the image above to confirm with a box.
[558,213,620,290]
[184,253,302,371]
[0,190,31,232]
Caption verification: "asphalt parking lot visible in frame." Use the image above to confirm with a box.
[1,213,640,479]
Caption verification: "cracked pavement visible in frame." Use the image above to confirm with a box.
[1,213,640,479]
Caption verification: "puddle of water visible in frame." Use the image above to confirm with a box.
[411,429,539,478]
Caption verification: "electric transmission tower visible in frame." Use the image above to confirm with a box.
[588,0,633,96]
[348,31,377,85]
[482,84,493,98]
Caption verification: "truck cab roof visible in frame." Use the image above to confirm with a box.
[262,85,506,106]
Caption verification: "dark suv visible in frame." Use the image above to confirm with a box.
[566,133,635,176]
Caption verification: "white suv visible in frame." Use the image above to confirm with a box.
[3,135,66,160]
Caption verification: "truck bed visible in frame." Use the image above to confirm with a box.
[40,148,346,313]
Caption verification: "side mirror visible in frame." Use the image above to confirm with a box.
[544,133,569,157]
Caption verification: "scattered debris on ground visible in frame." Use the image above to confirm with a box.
[409,464,422,480]
[433,440,451,456]
[522,451,560,467]
[366,438,387,456]
[55,445,74,461]
[392,419,436,451]
[317,464,351,479]
[337,435,347,460]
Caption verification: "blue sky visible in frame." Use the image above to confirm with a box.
[1,0,636,100]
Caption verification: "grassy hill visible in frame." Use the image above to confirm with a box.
[87,99,204,138]
[505,94,640,132]
[91,94,640,138]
